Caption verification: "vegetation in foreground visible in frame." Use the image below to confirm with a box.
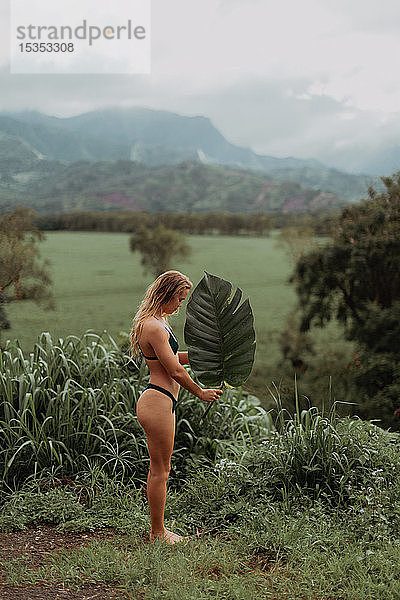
[2,488,399,600]
[0,332,270,490]
[0,408,399,599]
[1,332,400,599]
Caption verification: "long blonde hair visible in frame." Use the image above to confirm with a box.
[130,270,193,357]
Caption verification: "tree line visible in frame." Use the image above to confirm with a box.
[33,209,337,236]
[35,211,274,236]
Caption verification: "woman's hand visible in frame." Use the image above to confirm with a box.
[200,388,223,403]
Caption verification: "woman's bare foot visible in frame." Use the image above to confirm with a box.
[150,528,189,544]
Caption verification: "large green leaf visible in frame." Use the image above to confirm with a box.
[184,272,256,387]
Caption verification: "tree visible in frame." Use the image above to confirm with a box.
[291,174,400,428]
[129,224,191,277]
[0,291,10,333]
[276,224,318,265]
[278,312,315,375]
[0,206,53,344]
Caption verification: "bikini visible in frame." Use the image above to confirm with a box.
[140,323,179,412]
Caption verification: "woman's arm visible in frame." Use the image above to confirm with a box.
[147,324,222,403]
[178,351,189,365]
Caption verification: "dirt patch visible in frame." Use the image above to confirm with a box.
[247,549,277,572]
[0,526,137,600]
[0,526,120,570]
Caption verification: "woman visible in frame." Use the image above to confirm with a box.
[130,270,223,544]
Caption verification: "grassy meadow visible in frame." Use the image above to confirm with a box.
[5,230,351,402]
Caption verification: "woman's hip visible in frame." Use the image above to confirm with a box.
[137,386,177,428]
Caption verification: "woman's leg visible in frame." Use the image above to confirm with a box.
[137,390,183,543]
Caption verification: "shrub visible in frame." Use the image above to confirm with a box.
[170,402,400,533]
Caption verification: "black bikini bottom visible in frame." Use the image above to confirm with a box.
[144,383,177,413]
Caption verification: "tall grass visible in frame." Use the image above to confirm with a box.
[0,331,272,491]
[170,385,400,533]
[3,328,396,509]
[0,332,150,487]
[259,382,399,502]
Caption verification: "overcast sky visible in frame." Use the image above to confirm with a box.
[1,0,400,170]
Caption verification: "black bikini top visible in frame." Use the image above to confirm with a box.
[141,322,179,360]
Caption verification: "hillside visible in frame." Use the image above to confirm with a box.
[0,159,343,213]
[0,108,379,203]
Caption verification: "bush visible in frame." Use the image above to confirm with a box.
[170,402,400,533]
[246,413,399,503]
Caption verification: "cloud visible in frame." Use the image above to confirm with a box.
[2,64,398,173]
[0,68,155,116]
[1,0,400,172]
[325,0,400,34]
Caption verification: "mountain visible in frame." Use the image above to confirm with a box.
[0,131,43,173]
[1,108,322,169]
[0,114,128,163]
[0,107,380,208]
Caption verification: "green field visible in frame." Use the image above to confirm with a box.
[5,231,350,400]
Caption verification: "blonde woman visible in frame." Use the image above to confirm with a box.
[130,270,223,544]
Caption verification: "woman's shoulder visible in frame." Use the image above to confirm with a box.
[142,317,166,337]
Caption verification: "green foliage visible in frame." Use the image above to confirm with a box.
[173,386,272,478]
[171,404,400,537]
[129,224,191,277]
[0,331,148,487]
[185,273,256,387]
[294,183,400,332]
[278,311,315,374]
[0,330,270,490]
[291,174,400,427]
[0,395,400,599]
[0,478,149,535]
[255,413,395,504]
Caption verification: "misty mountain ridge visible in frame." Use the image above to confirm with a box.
[1,107,323,169]
[0,107,381,205]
